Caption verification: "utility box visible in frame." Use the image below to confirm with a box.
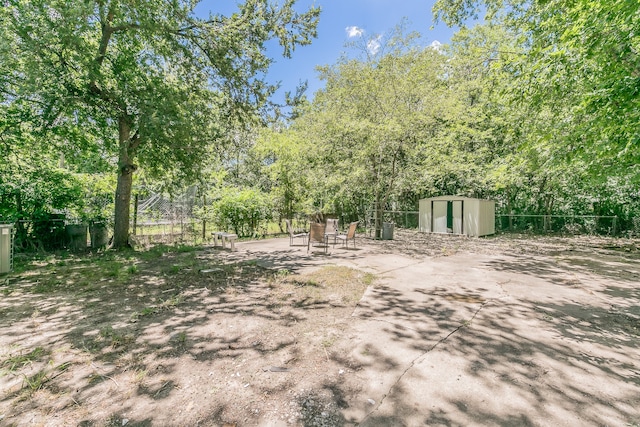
[65,224,88,252]
[382,222,395,240]
[0,224,14,273]
[419,196,495,237]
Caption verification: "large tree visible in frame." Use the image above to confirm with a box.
[3,0,319,248]
[293,28,449,237]
[433,0,640,170]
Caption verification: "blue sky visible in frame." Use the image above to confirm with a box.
[196,1,459,103]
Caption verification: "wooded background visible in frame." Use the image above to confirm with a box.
[1,0,638,249]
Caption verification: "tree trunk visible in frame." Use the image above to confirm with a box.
[374,193,383,240]
[112,116,137,249]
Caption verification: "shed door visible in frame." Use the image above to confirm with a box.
[452,200,463,234]
[432,201,448,233]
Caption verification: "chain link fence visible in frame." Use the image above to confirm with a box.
[364,210,629,237]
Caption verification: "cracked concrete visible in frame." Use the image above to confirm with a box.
[360,299,492,425]
[234,233,640,426]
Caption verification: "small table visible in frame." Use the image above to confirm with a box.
[212,232,238,251]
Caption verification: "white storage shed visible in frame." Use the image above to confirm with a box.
[419,196,495,237]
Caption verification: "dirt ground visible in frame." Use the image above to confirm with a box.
[0,231,639,426]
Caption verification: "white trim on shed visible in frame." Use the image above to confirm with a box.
[419,196,495,237]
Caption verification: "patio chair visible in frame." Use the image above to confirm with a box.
[325,218,339,246]
[285,219,308,246]
[307,222,329,254]
[336,221,359,249]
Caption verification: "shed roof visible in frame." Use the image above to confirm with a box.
[419,196,493,202]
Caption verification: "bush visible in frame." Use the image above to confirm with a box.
[211,188,273,237]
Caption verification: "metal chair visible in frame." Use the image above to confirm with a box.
[285,219,308,246]
[336,221,359,249]
[307,222,329,254]
[325,218,339,246]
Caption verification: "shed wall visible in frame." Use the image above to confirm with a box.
[418,197,495,237]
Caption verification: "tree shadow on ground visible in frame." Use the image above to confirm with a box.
[353,243,640,426]
[0,242,373,426]
[2,236,639,426]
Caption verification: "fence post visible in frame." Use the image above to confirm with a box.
[202,194,207,241]
[133,193,138,235]
[612,216,617,236]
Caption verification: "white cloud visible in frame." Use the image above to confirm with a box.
[345,26,364,38]
[367,35,382,55]
[429,40,442,51]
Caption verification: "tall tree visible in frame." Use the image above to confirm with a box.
[3,0,319,248]
[295,28,449,237]
[433,0,640,170]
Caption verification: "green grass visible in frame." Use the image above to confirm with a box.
[10,245,199,295]
[99,326,135,348]
[1,347,49,373]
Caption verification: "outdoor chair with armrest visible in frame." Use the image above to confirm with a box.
[307,222,329,254]
[336,221,359,249]
[286,219,308,246]
[325,218,339,246]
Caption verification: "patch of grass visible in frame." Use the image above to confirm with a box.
[19,362,71,397]
[1,283,13,296]
[171,331,188,348]
[99,326,135,348]
[130,294,183,321]
[1,347,49,372]
[161,294,184,308]
[321,334,337,348]
[160,252,199,275]
[275,266,375,306]
[131,306,159,321]
[33,280,61,293]
[175,244,198,253]
[23,369,49,392]
[137,243,199,262]
[276,268,290,278]
[133,368,148,384]
[16,251,138,293]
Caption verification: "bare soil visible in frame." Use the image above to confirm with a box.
[0,231,639,426]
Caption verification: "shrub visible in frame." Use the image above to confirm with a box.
[211,188,273,237]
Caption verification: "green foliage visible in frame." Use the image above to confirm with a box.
[0,166,83,223]
[1,347,48,373]
[301,26,451,229]
[3,0,320,248]
[211,188,273,237]
[254,127,312,222]
[433,0,640,168]
[76,173,116,225]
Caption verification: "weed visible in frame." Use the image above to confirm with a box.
[161,294,184,308]
[33,280,59,293]
[100,326,133,348]
[23,370,48,392]
[133,369,148,384]
[321,335,337,348]
[106,265,121,278]
[175,244,197,253]
[1,347,48,372]
[141,307,159,316]
[175,331,187,347]
[19,362,70,396]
